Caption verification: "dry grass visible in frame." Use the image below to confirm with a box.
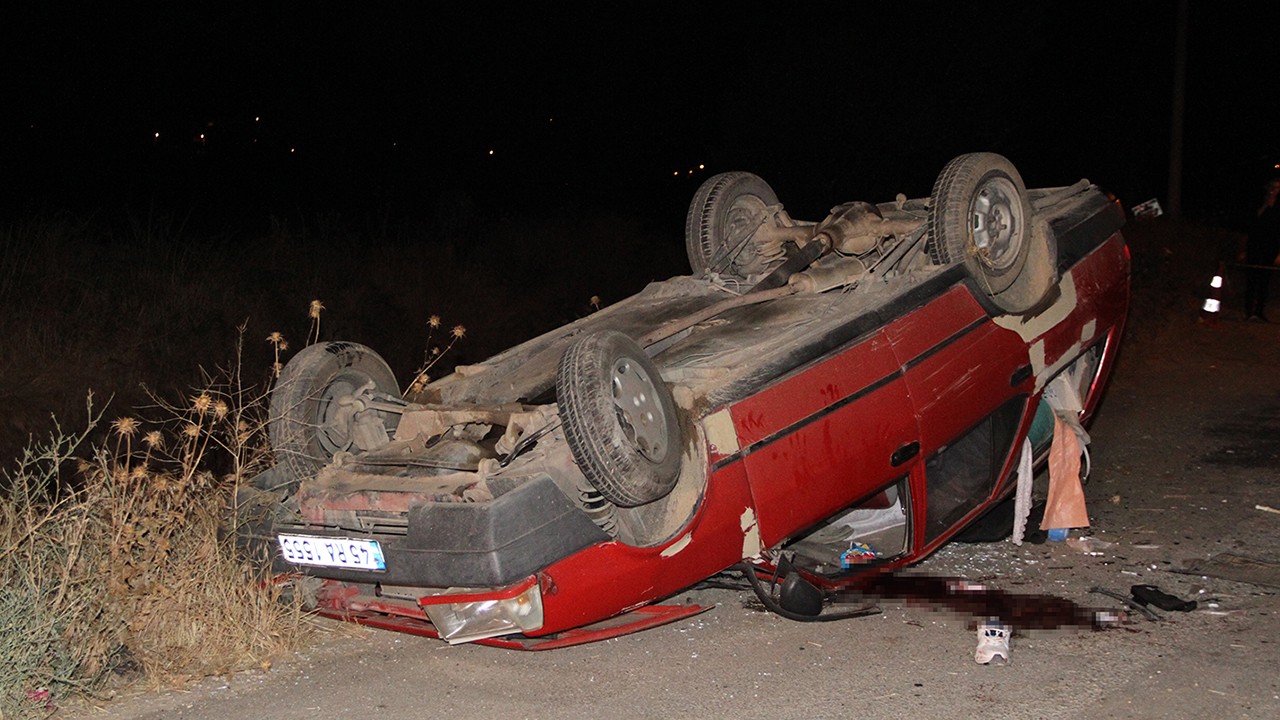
[0,345,308,718]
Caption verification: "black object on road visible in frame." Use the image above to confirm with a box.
[1089,587,1162,621]
[1130,584,1197,612]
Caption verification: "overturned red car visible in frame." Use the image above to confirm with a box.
[242,152,1130,648]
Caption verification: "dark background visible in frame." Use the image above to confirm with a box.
[4,1,1278,229]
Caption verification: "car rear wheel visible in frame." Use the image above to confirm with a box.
[685,172,779,280]
[927,153,1050,312]
[557,331,681,507]
[268,341,400,489]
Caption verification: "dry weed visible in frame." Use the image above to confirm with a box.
[0,410,107,717]
[406,314,466,396]
[307,299,324,345]
[0,337,309,717]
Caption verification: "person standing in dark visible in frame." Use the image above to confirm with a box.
[1244,178,1280,321]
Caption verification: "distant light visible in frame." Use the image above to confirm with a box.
[1211,275,1223,289]
[154,132,160,139]
[548,117,554,123]
[488,149,494,155]
[199,133,205,140]
[255,116,261,122]
[290,147,296,153]
[1274,163,1280,169]
[688,169,694,175]
[698,164,705,170]
[673,171,679,177]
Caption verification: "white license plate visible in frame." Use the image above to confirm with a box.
[277,533,387,571]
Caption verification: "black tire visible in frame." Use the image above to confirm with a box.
[685,172,779,280]
[557,331,681,507]
[268,341,400,488]
[927,153,1044,309]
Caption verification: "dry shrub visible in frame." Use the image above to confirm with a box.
[0,418,108,717]
[0,344,308,718]
[115,495,305,685]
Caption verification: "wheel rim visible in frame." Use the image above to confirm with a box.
[968,176,1024,271]
[711,194,767,265]
[725,195,767,241]
[315,373,366,455]
[610,357,670,463]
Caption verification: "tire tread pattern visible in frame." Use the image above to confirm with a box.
[684,172,777,278]
[926,152,1040,308]
[557,331,680,508]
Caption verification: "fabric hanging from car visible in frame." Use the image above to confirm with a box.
[1041,414,1090,531]
[1012,437,1034,545]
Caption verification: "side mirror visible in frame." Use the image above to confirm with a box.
[776,557,824,617]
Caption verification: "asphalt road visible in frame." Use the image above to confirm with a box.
[67,308,1280,720]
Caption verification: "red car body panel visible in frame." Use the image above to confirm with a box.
[734,330,913,547]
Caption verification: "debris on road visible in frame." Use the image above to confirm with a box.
[1131,584,1197,612]
[1065,536,1115,555]
[1089,587,1162,621]
[1173,553,1280,589]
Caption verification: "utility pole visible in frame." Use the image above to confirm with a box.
[1167,0,1188,220]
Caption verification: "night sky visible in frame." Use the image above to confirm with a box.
[5,2,1279,227]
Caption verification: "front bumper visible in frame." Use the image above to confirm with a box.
[308,575,711,649]
[259,473,611,587]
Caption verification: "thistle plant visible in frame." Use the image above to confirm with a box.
[266,332,288,378]
[405,315,466,396]
[306,300,324,345]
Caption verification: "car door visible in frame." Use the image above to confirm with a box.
[730,328,920,549]
[883,284,1031,546]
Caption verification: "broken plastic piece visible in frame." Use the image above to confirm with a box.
[975,620,1011,664]
[1130,584,1197,612]
[1065,535,1114,554]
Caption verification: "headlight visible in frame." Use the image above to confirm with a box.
[419,577,544,644]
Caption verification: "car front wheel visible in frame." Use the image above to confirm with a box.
[268,341,400,489]
[557,331,681,507]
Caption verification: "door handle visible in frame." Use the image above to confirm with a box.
[1010,364,1033,386]
[890,441,920,467]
